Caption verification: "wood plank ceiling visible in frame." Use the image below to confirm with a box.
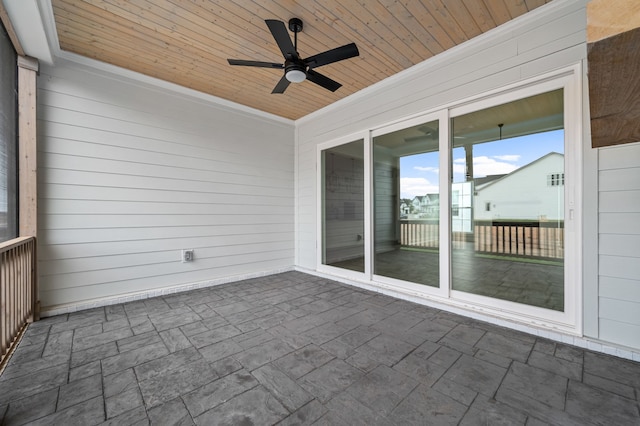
[52,0,553,120]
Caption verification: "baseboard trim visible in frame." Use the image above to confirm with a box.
[40,266,294,318]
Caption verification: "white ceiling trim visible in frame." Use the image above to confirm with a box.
[3,0,53,63]
[7,0,582,126]
[9,0,294,125]
[49,55,296,126]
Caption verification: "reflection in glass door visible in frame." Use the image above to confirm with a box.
[451,89,565,311]
[373,120,440,287]
[321,140,365,272]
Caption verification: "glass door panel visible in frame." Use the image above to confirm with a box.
[373,120,440,287]
[321,140,365,272]
[451,89,565,311]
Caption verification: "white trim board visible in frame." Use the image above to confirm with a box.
[11,0,586,127]
[18,0,294,126]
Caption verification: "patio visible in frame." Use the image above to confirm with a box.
[1,271,638,425]
[331,246,564,311]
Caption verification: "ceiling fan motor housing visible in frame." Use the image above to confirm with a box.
[288,18,303,33]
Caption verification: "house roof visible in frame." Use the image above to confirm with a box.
[2,0,553,120]
[474,174,507,188]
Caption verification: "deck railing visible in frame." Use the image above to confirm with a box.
[400,221,439,249]
[399,221,469,250]
[1,236,37,368]
[400,221,564,259]
[474,222,564,259]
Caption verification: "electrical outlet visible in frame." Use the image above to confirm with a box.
[182,249,194,263]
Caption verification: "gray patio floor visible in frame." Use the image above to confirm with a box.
[331,246,564,311]
[1,271,639,425]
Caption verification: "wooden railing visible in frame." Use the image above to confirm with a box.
[400,221,439,248]
[1,236,37,368]
[474,222,564,259]
[399,221,469,249]
[400,221,564,259]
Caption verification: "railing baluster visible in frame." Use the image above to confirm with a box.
[0,236,37,369]
[399,221,562,259]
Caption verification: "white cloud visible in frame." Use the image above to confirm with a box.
[493,154,521,162]
[400,177,439,199]
[414,166,439,173]
[452,156,519,178]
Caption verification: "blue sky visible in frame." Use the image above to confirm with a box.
[400,129,564,199]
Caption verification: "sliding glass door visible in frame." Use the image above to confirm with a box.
[450,89,565,311]
[317,68,580,329]
[321,139,365,272]
[372,119,441,287]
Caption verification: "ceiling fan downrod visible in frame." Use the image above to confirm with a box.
[289,18,303,54]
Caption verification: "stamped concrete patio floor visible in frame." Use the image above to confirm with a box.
[1,272,639,425]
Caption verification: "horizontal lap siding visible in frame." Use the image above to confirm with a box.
[38,62,295,308]
[296,1,588,270]
[598,143,640,349]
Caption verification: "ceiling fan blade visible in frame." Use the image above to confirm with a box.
[304,43,359,69]
[265,19,296,59]
[271,75,291,94]
[306,69,342,92]
[227,59,283,69]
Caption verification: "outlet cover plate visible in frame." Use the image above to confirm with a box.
[182,249,194,263]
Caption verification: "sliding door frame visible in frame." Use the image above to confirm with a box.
[447,67,582,333]
[315,64,583,334]
[316,131,370,282]
[369,110,450,299]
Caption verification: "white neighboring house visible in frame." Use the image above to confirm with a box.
[400,200,411,216]
[475,152,565,221]
[424,194,439,217]
[410,194,439,218]
[411,195,428,213]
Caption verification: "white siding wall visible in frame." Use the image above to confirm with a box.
[37,60,295,309]
[296,0,587,270]
[373,147,398,253]
[598,142,640,349]
[323,151,365,263]
[474,154,565,221]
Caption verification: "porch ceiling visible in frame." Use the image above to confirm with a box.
[51,0,553,120]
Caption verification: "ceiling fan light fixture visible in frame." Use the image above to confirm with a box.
[285,62,306,83]
[285,69,306,83]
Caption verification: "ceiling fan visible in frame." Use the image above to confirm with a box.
[227,18,359,94]
[404,126,466,143]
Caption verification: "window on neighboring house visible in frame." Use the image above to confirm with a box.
[547,173,565,186]
[485,202,491,212]
[0,22,18,243]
